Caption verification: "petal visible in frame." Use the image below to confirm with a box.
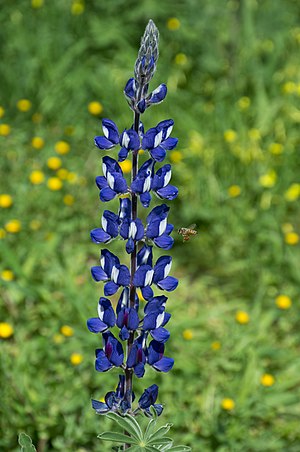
[156,276,178,292]
[91,266,109,282]
[154,234,174,250]
[90,228,111,244]
[162,137,178,150]
[140,192,152,208]
[144,296,168,314]
[95,350,113,372]
[150,145,166,162]
[119,325,130,341]
[116,264,130,286]
[134,362,145,378]
[146,204,169,224]
[102,210,119,237]
[113,174,127,193]
[141,285,154,300]
[133,265,154,287]
[127,308,140,330]
[102,119,119,144]
[118,198,131,221]
[110,341,124,367]
[137,245,153,267]
[126,238,135,254]
[91,399,110,414]
[138,384,159,409]
[157,119,174,140]
[156,185,178,200]
[118,146,129,162]
[104,281,119,296]
[124,78,136,100]
[150,327,170,343]
[152,356,174,372]
[142,128,157,150]
[100,187,117,202]
[148,340,164,365]
[148,84,167,104]
[153,256,172,282]
[87,317,109,333]
[95,176,108,190]
[94,136,115,150]
[137,99,146,113]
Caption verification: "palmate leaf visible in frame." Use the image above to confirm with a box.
[106,412,143,440]
[147,423,173,442]
[18,433,36,452]
[97,431,137,445]
[148,437,173,446]
[144,417,157,440]
[160,446,191,451]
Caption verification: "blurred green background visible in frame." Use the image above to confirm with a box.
[1,0,300,450]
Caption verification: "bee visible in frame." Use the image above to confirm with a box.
[177,224,197,242]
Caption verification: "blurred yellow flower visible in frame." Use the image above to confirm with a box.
[63,194,75,206]
[0,124,11,136]
[228,185,241,198]
[31,0,44,8]
[1,270,14,281]
[29,219,41,230]
[53,333,64,344]
[0,194,13,208]
[119,159,132,174]
[224,129,237,143]
[182,329,193,340]
[31,136,45,150]
[0,229,6,239]
[221,398,235,411]
[47,156,62,170]
[67,172,78,183]
[260,373,275,387]
[47,177,63,191]
[71,1,85,15]
[32,113,43,123]
[88,101,103,115]
[170,150,183,163]
[175,53,188,65]
[284,183,300,201]
[268,142,283,155]
[167,17,181,30]
[237,96,250,110]
[248,128,261,141]
[189,131,204,153]
[211,341,221,350]
[275,294,292,310]
[281,223,293,234]
[17,99,32,112]
[57,168,69,180]
[5,220,21,233]
[259,170,277,188]
[70,352,83,365]
[0,106,5,118]
[235,310,250,324]
[61,325,74,337]
[282,81,296,94]
[30,170,45,185]
[55,141,70,155]
[285,232,299,245]
[0,322,14,339]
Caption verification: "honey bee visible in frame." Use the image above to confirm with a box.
[178,224,197,242]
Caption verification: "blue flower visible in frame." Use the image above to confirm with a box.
[87,297,116,333]
[142,119,178,162]
[92,375,134,415]
[138,384,163,417]
[147,340,174,372]
[116,288,140,340]
[120,218,144,254]
[146,204,174,250]
[90,210,120,244]
[152,164,178,201]
[95,331,124,372]
[94,119,120,150]
[126,334,147,378]
[118,129,140,162]
[96,156,128,201]
[91,249,130,296]
[131,159,154,207]
[143,296,171,343]
[137,244,153,267]
[124,78,167,114]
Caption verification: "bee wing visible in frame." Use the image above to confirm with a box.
[188,224,197,230]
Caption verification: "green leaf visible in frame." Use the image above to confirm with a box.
[18,433,36,451]
[148,423,173,442]
[97,431,137,445]
[106,412,143,440]
[148,437,173,446]
[144,417,157,440]
[167,446,192,451]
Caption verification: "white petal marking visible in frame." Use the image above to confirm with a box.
[154,130,163,148]
[102,215,108,231]
[145,269,154,286]
[122,131,130,148]
[164,169,172,187]
[158,218,167,236]
[107,172,115,189]
[165,125,173,139]
[111,266,120,283]
[156,312,165,328]
[129,221,137,239]
[98,302,105,321]
[103,125,109,139]
[164,261,172,279]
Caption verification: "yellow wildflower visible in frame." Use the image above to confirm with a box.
[0,194,13,208]
[224,129,237,143]
[67,172,78,183]
[53,334,64,344]
[63,194,75,206]
[268,143,283,155]
[221,398,235,411]
[70,353,83,365]
[31,0,44,7]
[0,124,11,136]
[228,185,241,198]
[285,232,299,245]
[0,106,5,118]
[30,170,45,185]
[260,373,275,387]
[167,17,180,30]
[281,223,293,234]
[1,270,14,281]
[248,128,261,141]
[47,177,63,191]
[237,96,250,110]
[55,141,70,155]
[275,294,292,310]
[284,183,300,201]
[119,159,132,174]
[0,322,14,339]
[170,150,183,163]
[60,325,74,337]
[175,53,188,65]
[57,168,69,180]
[47,156,62,170]
[5,220,21,233]
[88,101,103,115]
[71,1,85,15]
[31,136,45,150]
[182,329,193,340]
[17,99,32,112]
[211,341,221,350]
[29,219,41,230]
[282,81,296,94]
[259,170,277,188]
[235,310,250,324]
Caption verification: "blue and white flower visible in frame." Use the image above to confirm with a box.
[138,384,163,416]
[146,204,174,250]
[142,119,178,162]
[94,119,120,150]
[87,297,116,333]
[95,331,124,372]
[91,249,130,296]
[131,159,155,207]
[96,156,128,201]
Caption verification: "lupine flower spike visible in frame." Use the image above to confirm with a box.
[88,19,179,422]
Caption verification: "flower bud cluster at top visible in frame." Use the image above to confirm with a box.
[88,20,179,418]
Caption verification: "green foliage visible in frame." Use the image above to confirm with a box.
[18,433,36,452]
[1,0,300,451]
[98,410,191,451]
